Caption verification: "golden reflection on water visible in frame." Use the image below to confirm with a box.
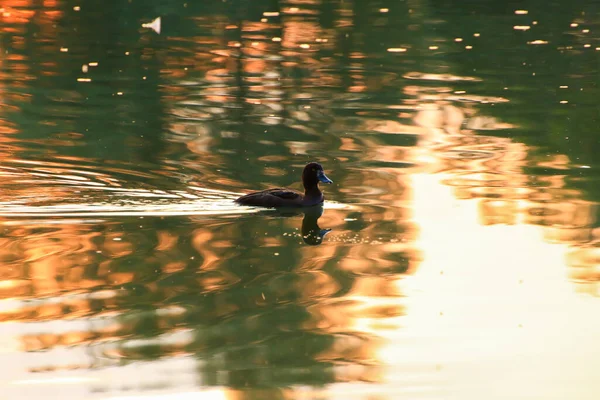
[394,172,600,399]
[337,98,599,398]
[1,1,600,400]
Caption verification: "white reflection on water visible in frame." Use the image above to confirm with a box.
[356,173,600,400]
[0,201,348,218]
[104,391,228,400]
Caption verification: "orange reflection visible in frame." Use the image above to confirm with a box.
[0,1,599,400]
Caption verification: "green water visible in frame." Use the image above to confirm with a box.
[0,1,599,399]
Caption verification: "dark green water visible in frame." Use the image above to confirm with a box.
[0,1,599,399]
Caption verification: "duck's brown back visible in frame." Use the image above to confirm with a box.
[235,188,304,208]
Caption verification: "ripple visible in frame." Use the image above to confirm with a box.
[403,71,482,82]
[439,149,497,160]
[0,159,255,217]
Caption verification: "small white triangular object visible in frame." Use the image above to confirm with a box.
[142,17,161,34]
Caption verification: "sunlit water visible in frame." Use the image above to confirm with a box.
[0,1,599,399]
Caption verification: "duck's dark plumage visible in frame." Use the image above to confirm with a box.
[235,162,333,208]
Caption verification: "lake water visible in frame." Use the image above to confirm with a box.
[1,1,599,399]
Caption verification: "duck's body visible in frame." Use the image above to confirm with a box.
[235,187,317,208]
[235,162,333,208]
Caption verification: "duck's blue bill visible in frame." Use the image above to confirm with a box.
[317,170,333,184]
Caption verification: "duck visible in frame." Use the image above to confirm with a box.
[235,162,333,208]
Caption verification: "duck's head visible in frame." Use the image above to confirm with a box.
[302,162,333,189]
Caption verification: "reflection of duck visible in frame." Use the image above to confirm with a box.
[269,205,331,245]
[301,205,331,245]
[235,162,333,208]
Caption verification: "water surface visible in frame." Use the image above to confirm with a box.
[0,1,599,399]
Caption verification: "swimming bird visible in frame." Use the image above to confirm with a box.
[235,162,333,208]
